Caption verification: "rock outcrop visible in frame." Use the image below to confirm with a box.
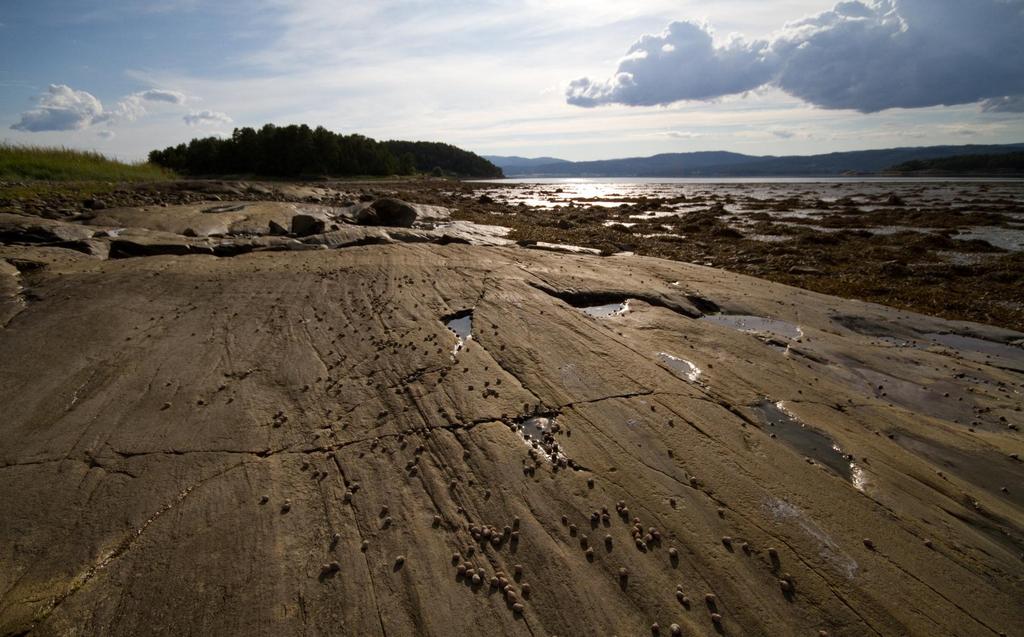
[0,213,96,244]
[0,190,1021,637]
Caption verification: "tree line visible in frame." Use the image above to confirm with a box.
[888,152,1024,175]
[147,124,503,178]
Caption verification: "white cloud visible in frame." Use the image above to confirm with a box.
[11,84,193,132]
[568,21,774,107]
[10,84,104,132]
[183,110,233,126]
[10,1,1020,160]
[981,95,1024,113]
[664,131,704,139]
[95,96,146,125]
[138,89,187,104]
[568,0,1024,113]
[97,89,190,125]
[97,130,116,139]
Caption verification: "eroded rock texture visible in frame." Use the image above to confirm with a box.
[0,238,1022,636]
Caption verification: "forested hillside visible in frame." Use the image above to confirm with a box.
[887,151,1024,175]
[148,124,502,178]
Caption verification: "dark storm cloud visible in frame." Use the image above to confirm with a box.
[567,0,1024,113]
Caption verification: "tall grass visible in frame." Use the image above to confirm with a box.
[0,143,174,181]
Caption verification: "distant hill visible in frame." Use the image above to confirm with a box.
[482,155,572,169]
[488,144,1024,177]
[149,124,503,178]
[886,151,1024,176]
[385,141,503,178]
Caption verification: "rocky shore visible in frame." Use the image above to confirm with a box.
[1,179,1022,636]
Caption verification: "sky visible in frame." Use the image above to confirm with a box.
[1,0,1023,161]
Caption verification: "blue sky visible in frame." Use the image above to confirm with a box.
[2,0,1022,160]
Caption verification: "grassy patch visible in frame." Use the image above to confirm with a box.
[0,143,174,182]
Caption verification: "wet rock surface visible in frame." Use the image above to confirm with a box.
[0,179,1022,636]
[457,179,1024,331]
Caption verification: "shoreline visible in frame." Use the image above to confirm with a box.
[3,177,1022,332]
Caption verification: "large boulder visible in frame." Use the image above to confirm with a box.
[354,198,419,227]
[352,198,451,228]
[290,214,326,237]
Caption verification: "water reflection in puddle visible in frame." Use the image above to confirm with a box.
[701,314,804,340]
[953,227,1024,252]
[514,416,566,463]
[890,431,1024,509]
[444,311,473,356]
[754,400,864,488]
[873,336,916,348]
[629,210,684,220]
[657,353,702,382]
[924,333,1024,369]
[748,234,792,243]
[581,301,629,318]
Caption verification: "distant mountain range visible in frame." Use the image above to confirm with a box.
[484,144,1024,177]
[483,156,572,170]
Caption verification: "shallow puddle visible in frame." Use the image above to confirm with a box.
[934,251,994,266]
[701,314,803,340]
[873,336,916,348]
[581,301,629,318]
[638,233,686,240]
[629,210,686,220]
[953,227,1024,252]
[515,416,566,462]
[891,432,1024,509]
[444,311,473,355]
[657,353,701,382]
[828,357,987,428]
[747,234,792,243]
[754,400,855,483]
[202,203,247,214]
[924,333,1024,370]
[530,242,603,255]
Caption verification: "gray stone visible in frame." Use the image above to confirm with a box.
[290,214,326,237]
[355,198,420,227]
